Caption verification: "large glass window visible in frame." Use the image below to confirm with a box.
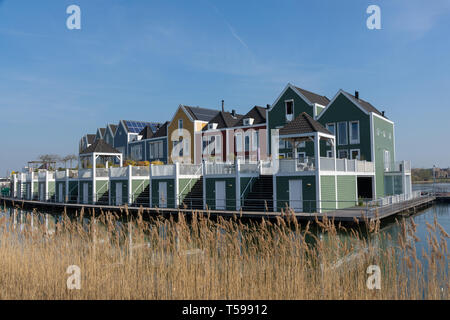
[326,123,335,135]
[252,130,259,151]
[235,133,242,152]
[337,122,348,145]
[350,121,360,144]
[285,100,294,121]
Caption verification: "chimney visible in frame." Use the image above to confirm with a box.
[266,104,271,109]
[355,91,359,100]
[231,109,236,117]
[221,100,224,112]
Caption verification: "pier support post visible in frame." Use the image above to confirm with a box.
[128,165,132,206]
[65,169,69,203]
[235,158,241,211]
[149,164,153,208]
[174,162,180,208]
[45,170,49,202]
[314,132,322,214]
[202,160,206,210]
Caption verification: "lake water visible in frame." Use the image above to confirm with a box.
[2,183,449,271]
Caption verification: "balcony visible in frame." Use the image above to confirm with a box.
[277,158,316,174]
[179,164,202,176]
[204,162,235,176]
[79,169,92,179]
[132,166,150,177]
[320,158,375,173]
[56,171,66,180]
[110,167,128,178]
[96,168,109,178]
[384,160,411,173]
[151,164,175,177]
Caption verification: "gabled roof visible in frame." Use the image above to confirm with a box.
[279,112,331,136]
[122,120,162,134]
[203,111,243,130]
[153,121,169,138]
[86,134,96,144]
[139,126,154,140]
[80,139,121,155]
[234,106,267,127]
[108,124,118,135]
[341,91,383,116]
[98,128,106,137]
[183,106,220,122]
[293,86,330,106]
[269,83,329,113]
[136,121,169,140]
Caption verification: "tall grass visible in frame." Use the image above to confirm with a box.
[0,205,448,300]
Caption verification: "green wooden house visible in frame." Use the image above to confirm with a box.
[316,90,411,199]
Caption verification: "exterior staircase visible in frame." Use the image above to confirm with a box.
[181,179,204,210]
[241,175,273,212]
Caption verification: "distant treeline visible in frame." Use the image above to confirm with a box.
[412,168,449,182]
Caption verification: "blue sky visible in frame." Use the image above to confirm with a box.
[0,0,449,175]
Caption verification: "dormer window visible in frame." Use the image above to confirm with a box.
[285,100,294,121]
[208,123,218,130]
[243,118,254,126]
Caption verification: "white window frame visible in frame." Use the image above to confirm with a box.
[158,141,163,159]
[235,132,243,152]
[251,130,259,151]
[285,99,294,122]
[326,123,335,147]
[384,150,391,171]
[178,119,183,135]
[149,142,154,159]
[215,134,221,155]
[202,136,209,155]
[349,121,360,144]
[350,149,360,160]
[337,122,348,146]
[297,151,306,160]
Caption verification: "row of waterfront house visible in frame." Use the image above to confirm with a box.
[9,83,413,213]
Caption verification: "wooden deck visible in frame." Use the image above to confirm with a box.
[1,195,436,223]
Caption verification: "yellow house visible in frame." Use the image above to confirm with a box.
[167,105,220,164]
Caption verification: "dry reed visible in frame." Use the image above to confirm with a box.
[0,205,448,300]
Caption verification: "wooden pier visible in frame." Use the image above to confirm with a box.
[1,194,436,223]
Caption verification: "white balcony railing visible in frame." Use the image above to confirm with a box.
[56,171,66,180]
[96,168,109,178]
[278,158,316,174]
[205,162,235,175]
[132,166,150,177]
[384,160,411,173]
[320,158,375,173]
[151,164,175,177]
[79,169,92,179]
[179,164,202,176]
[239,162,259,174]
[110,167,128,178]
[38,171,46,180]
[69,170,78,179]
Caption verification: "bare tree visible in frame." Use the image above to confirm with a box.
[67,154,77,169]
[38,154,61,170]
